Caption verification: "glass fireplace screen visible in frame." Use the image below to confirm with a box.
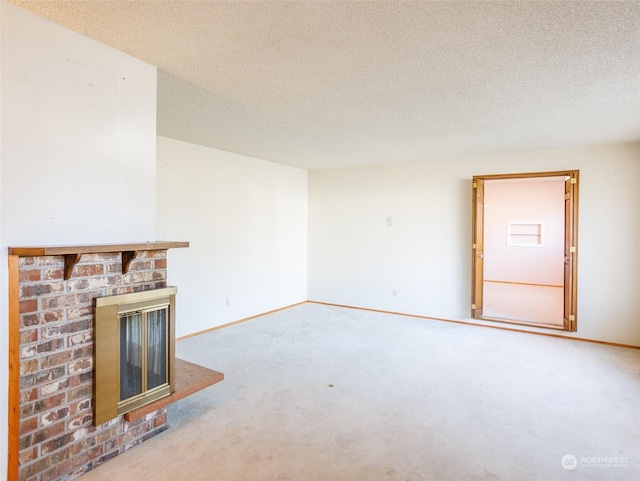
[119,306,168,404]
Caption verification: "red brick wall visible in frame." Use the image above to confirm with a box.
[18,251,170,481]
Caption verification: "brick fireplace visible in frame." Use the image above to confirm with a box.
[6,242,226,481]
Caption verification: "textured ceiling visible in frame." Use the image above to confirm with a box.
[9,0,640,170]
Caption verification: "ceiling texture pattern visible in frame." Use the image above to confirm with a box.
[9,0,640,170]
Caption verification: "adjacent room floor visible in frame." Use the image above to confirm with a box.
[79,303,639,481]
[483,281,564,326]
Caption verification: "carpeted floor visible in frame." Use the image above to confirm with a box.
[78,302,640,481]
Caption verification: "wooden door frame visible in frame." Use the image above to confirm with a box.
[471,170,579,331]
[471,178,484,318]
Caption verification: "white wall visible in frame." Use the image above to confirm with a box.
[0,2,5,477]
[1,7,156,245]
[156,137,308,337]
[484,178,565,285]
[0,3,157,473]
[309,142,640,346]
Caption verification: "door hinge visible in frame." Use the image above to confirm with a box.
[472,181,477,188]
[471,304,476,310]
[569,315,575,321]
[472,243,477,249]
[570,177,577,184]
[570,246,576,253]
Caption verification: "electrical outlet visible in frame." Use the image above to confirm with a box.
[225,298,230,307]
[392,289,398,298]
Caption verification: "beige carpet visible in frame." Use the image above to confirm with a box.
[483,281,564,326]
[77,303,639,481]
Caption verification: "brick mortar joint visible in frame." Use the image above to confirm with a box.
[18,274,167,297]
[18,410,167,457]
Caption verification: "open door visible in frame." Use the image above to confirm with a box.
[471,177,484,318]
[563,172,579,331]
[471,170,579,331]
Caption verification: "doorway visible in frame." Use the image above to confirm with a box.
[471,171,579,331]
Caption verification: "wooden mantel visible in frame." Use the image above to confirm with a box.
[8,241,189,280]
